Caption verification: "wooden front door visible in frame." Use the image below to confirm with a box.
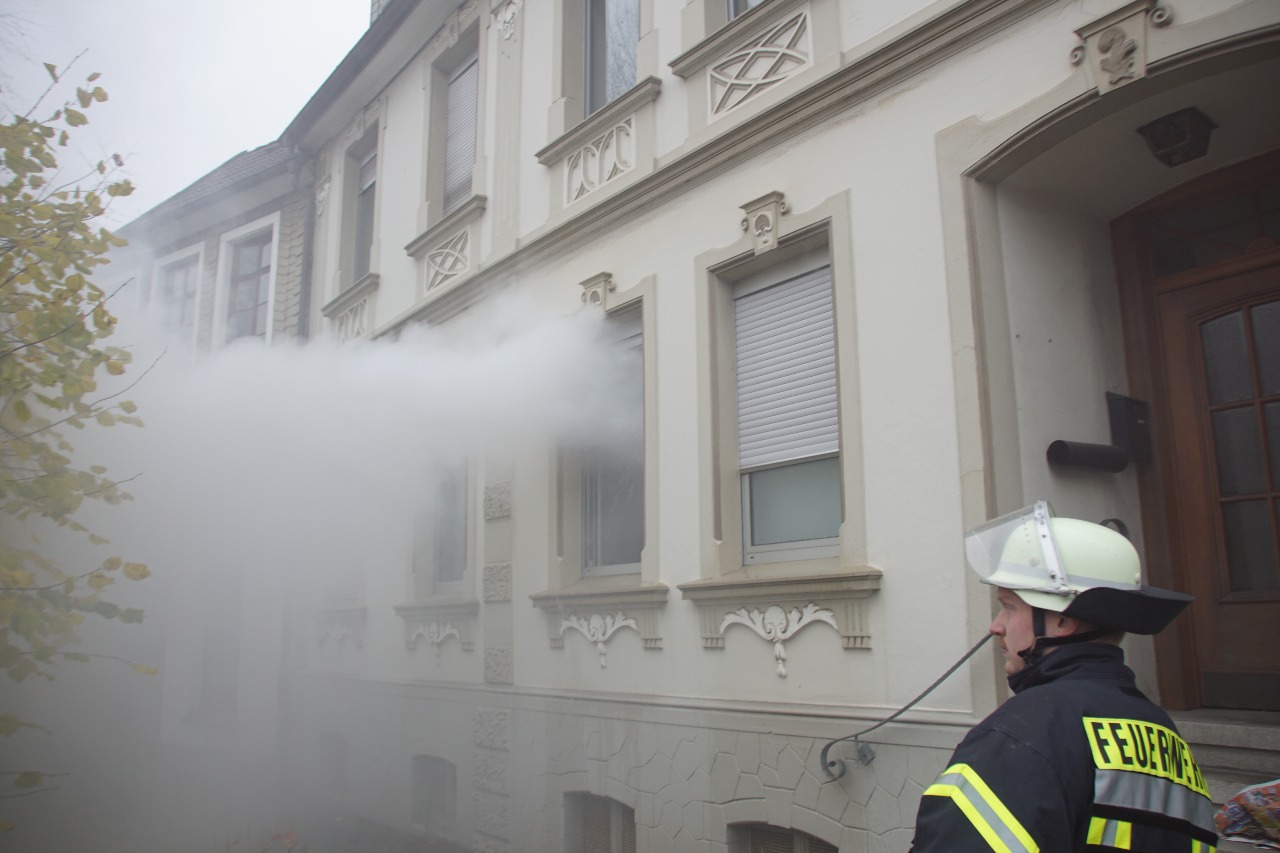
[1115,150,1280,710]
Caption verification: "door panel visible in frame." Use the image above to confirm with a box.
[1158,266,1280,709]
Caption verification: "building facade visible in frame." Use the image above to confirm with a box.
[114,0,1280,851]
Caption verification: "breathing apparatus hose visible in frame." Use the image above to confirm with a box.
[819,633,993,781]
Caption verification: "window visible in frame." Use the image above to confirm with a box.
[732,824,837,853]
[411,755,456,835]
[442,54,478,217]
[584,307,644,574]
[732,255,840,564]
[226,229,273,341]
[414,465,469,596]
[353,151,377,283]
[727,0,766,18]
[567,793,636,853]
[586,0,639,116]
[157,254,200,338]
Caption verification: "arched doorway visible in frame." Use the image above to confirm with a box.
[1115,150,1280,710]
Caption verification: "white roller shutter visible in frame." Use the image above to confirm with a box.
[734,265,838,470]
[443,55,478,216]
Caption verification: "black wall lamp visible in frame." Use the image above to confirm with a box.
[1046,393,1151,473]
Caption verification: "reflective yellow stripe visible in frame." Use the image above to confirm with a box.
[1086,816,1132,849]
[923,763,1039,853]
[1190,841,1215,853]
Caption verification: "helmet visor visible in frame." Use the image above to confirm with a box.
[964,501,1072,595]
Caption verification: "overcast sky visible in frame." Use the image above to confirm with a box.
[0,0,371,225]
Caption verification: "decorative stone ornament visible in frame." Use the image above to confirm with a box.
[579,272,616,306]
[317,606,367,649]
[496,0,522,40]
[559,613,639,668]
[740,191,789,255]
[720,603,837,678]
[408,621,462,663]
[1070,0,1172,95]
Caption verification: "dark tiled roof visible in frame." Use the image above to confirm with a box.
[122,140,293,234]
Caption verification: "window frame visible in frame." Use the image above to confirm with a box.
[565,792,637,853]
[412,461,474,599]
[548,0,655,140]
[151,245,204,345]
[342,129,380,291]
[731,256,842,565]
[426,28,483,228]
[441,50,479,218]
[410,754,457,837]
[213,212,280,346]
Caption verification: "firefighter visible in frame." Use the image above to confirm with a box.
[910,502,1218,852]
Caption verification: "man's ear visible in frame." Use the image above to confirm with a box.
[1048,613,1081,637]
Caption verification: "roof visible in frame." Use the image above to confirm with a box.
[120,140,294,236]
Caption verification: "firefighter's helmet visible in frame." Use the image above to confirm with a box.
[964,502,1191,634]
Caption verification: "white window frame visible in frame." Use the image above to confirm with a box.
[151,244,204,346]
[732,254,840,564]
[579,304,644,577]
[213,212,280,346]
[352,149,377,284]
[342,128,380,290]
[412,461,474,599]
[442,51,479,218]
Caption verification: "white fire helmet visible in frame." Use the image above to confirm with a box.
[964,501,1191,634]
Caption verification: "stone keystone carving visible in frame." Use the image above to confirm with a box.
[740,191,789,255]
[560,613,638,668]
[580,272,616,306]
[1070,0,1172,95]
[720,603,837,678]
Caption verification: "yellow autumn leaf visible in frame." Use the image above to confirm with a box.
[123,562,149,581]
[130,664,157,676]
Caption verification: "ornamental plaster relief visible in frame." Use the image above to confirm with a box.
[425,229,470,292]
[484,480,512,520]
[485,645,513,683]
[720,603,837,678]
[407,621,463,662]
[709,11,812,118]
[334,297,368,342]
[566,119,635,204]
[495,0,521,40]
[558,612,639,668]
[394,597,478,656]
[316,606,367,649]
[483,561,512,602]
[426,0,481,64]
[1070,0,1172,95]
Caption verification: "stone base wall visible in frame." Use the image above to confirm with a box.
[292,679,956,853]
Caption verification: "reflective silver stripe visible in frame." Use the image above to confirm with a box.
[1094,768,1216,830]
[926,765,1039,853]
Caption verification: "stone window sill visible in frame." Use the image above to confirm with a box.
[394,595,479,653]
[535,77,662,167]
[530,578,668,657]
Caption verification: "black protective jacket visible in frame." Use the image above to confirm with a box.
[911,643,1218,852]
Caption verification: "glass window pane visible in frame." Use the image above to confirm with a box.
[433,468,467,583]
[1201,311,1252,404]
[748,456,840,546]
[1267,402,1280,489]
[587,0,638,115]
[1213,406,1265,496]
[1253,301,1280,395]
[583,437,644,569]
[1221,500,1279,591]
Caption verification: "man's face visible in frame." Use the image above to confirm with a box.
[990,587,1036,675]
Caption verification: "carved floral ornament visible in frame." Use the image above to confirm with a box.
[317,607,367,650]
[559,613,639,668]
[1070,0,1172,95]
[721,603,837,678]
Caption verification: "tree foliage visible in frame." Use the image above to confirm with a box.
[0,61,150,819]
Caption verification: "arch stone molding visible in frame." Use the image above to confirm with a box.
[1070,0,1173,95]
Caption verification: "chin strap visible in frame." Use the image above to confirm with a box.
[1017,608,1111,667]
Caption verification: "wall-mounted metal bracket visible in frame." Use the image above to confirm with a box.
[1046,393,1150,472]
